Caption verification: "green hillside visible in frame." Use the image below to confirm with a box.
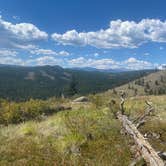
[107,70,166,97]
[0,65,154,101]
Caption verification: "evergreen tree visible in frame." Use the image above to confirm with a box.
[67,76,78,96]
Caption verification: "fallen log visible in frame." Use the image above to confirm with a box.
[133,100,155,129]
[117,112,165,166]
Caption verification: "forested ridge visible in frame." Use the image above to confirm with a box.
[0,65,155,101]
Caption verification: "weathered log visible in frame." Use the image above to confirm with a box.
[117,112,165,166]
[129,157,146,166]
[120,91,126,114]
[134,100,155,129]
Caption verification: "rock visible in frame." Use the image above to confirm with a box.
[55,105,72,112]
[73,96,89,102]
[152,132,161,139]
[70,145,80,155]
[158,151,166,160]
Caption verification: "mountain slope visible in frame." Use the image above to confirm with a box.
[0,65,155,100]
[109,70,166,96]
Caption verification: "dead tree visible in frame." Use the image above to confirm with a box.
[117,112,165,166]
[120,91,126,114]
[117,95,165,166]
[133,100,155,129]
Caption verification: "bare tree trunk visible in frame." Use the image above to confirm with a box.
[117,112,165,166]
[133,100,154,129]
[120,91,126,114]
[117,95,165,165]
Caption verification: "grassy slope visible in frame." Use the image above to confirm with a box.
[107,70,166,96]
[0,103,132,166]
[0,94,165,165]
[0,70,166,165]
[91,86,166,154]
[125,95,166,152]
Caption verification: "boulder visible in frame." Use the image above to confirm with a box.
[73,96,89,102]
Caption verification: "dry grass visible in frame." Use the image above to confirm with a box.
[105,70,166,97]
[124,95,166,152]
[0,103,132,166]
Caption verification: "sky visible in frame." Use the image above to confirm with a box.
[0,0,166,70]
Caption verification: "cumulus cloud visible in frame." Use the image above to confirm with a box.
[0,49,18,56]
[52,30,86,46]
[0,55,159,70]
[0,56,24,65]
[29,48,70,56]
[30,48,57,55]
[123,57,154,70]
[14,44,37,50]
[52,19,166,49]
[0,15,48,49]
[68,57,119,69]
[26,56,63,66]
[67,57,156,70]
[58,51,70,56]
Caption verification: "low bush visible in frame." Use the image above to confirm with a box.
[0,99,64,125]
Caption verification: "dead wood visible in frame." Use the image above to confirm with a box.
[117,96,165,166]
[133,100,155,129]
[117,112,165,166]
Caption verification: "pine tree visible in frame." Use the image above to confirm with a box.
[67,76,78,96]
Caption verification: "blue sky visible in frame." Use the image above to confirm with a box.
[0,0,166,69]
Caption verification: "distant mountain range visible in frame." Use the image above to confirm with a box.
[0,64,156,100]
[70,67,132,73]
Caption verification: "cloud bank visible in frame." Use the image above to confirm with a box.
[52,19,166,49]
[67,57,156,70]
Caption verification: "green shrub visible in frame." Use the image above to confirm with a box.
[0,98,64,125]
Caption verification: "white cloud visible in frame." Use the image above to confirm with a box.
[30,48,57,55]
[29,48,70,56]
[12,16,20,20]
[30,56,57,65]
[67,57,156,70]
[52,19,166,49]
[0,55,159,70]
[124,57,154,70]
[0,15,48,49]
[0,49,18,56]
[158,64,166,70]
[0,56,24,65]
[14,44,37,50]
[68,57,119,69]
[26,56,63,66]
[58,51,70,56]
[144,52,150,56]
[52,30,86,46]
[94,53,99,57]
